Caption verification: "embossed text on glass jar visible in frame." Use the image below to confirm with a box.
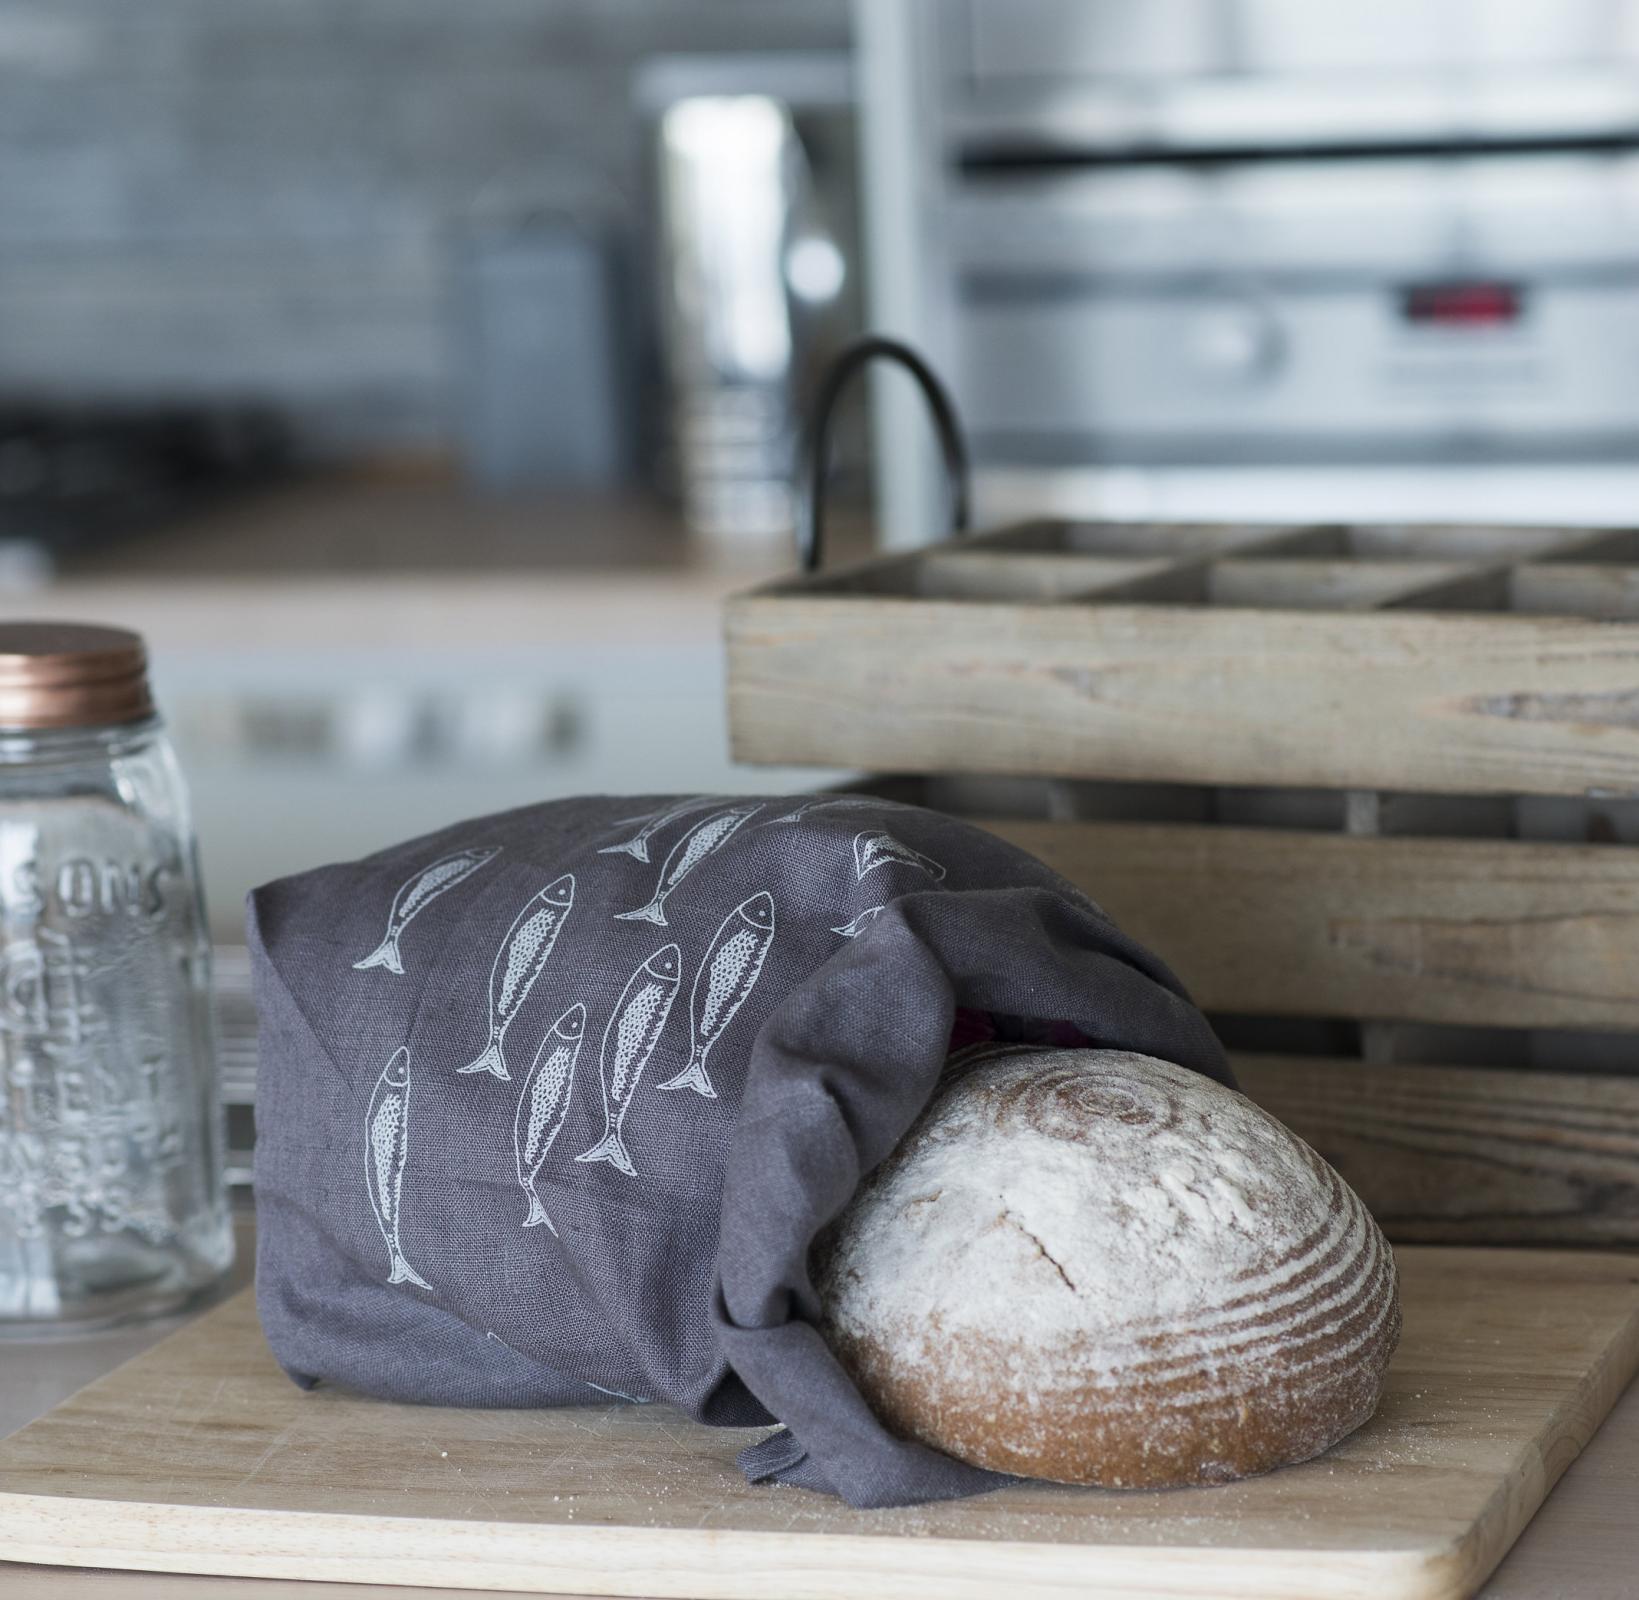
[0,625,231,1332]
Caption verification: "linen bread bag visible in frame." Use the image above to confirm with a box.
[249,791,1232,1507]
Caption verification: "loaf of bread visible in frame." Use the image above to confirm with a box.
[814,1047,1399,1489]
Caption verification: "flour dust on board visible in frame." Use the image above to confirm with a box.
[659,891,776,1100]
[576,944,682,1177]
[513,1001,587,1234]
[364,1046,431,1290]
[352,846,500,975]
[459,873,576,1080]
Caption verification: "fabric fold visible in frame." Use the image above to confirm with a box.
[249,793,1229,1507]
[713,886,1229,1506]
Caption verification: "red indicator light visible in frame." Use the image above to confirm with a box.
[1401,283,1523,326]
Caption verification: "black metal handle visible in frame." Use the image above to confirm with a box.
[797,334,971,572]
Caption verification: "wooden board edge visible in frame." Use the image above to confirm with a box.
[0,1493,1451,1600]
[10,1258,1635,1600]
[1440,1255,1639,1599]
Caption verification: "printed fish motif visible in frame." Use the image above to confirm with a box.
[598,795,717,864]
[614,803,759,926]
[759,796,878,828]
[353,846,500,975]
[853,830,947,884]
[759,798,823,827]
[458,873,576,1080]
[586,1380,652,1403]
[576,944,681,1177]
[513,1002,586,1233]
[659,891,775,1099]
[832,905,884,939]
[365,1046,431,1290]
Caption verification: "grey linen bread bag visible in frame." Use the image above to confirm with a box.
[249,791,1231,1508]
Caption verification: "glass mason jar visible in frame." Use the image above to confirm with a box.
[0,623,232,1333]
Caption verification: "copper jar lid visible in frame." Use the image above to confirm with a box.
[0,622,155,731]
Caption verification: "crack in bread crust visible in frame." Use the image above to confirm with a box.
[814,1048,1402,1490]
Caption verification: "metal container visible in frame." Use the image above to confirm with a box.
[643,52,862,548]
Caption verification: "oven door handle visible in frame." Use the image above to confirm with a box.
[797,334,972,572]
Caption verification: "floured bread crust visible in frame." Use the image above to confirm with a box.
[814,1047,1400,1488]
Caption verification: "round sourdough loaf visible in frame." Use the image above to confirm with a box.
[814,1047,1400,1488]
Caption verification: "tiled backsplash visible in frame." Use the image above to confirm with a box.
[0,0,848,454]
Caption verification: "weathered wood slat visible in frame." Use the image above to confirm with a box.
[1512,564,1639,619]
[1235,1054,1639,1246]
[974,819,1639,1030]
[726,591,1639,795]
[1208,558,1479,610]
[1055,520,1302,556]
[1341,523,1604,561]
[870,552,1176,601]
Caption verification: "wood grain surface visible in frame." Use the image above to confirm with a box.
[1236,1055,1639,1245]
[977,819,1639,1032]
[725,591,1639,797]
[2,1251,1637,1599]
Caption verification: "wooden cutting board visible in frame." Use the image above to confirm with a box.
[2,1248,1637,1600]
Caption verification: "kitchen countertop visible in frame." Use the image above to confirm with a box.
[0,469,862,932]
[51,463,797,580]
[3,477,1637,1592]
[0,471,777,646]
[3,1216,1635,1599]
[4,475,1635,1591]
[0,467,874,655]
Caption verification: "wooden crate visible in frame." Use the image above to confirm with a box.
[724,521,1639,1248]
[726,519,1639,795]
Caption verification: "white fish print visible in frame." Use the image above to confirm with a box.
[832,905,885,939]
[598,795,717,863]
[659,891,775,1099]
[758,796,880,828]
[614,803,759,926]
[575,944,682,1177]
[853,830,947,884]
[365,1047,431,1290]
[353,846,500,975]
[586,1380,652,1403]
[459,873,576,1080]
[759,797,824,827]
[513,1002,586,1234]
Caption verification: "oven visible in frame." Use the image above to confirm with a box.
[859,0,1639,529]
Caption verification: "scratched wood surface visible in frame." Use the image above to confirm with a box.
[725,520,1639,797]
[1,1252,1637,1600]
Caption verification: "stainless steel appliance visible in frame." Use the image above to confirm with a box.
[858,0,1639,531]
[638,53,864,548]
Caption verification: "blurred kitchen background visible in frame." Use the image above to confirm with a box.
[7,0,1639,936]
